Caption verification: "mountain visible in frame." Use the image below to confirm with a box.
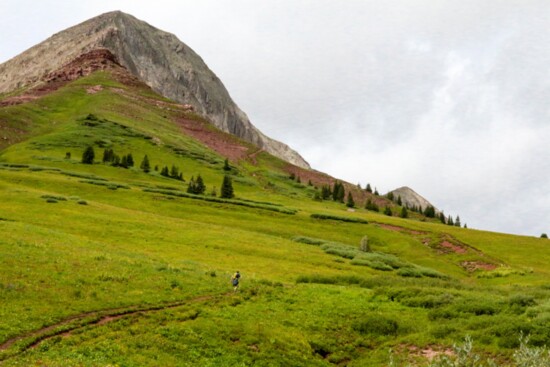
[3,12,550,367]
[0,10,309,169]
[389,186,438,212]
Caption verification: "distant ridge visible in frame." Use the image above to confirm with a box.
[0,11,310,169]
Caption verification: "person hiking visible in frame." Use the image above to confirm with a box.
[231,271,241,292]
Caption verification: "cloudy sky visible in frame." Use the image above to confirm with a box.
[1,1,549,236]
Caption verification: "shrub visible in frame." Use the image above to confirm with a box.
[359,235,371,252]
[292,236,325,245]
[353,315,399,336]
[81,146,95,164]
[310,213,368,224]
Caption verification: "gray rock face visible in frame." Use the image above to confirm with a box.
[389,186,439,213]
[0,11,310,168]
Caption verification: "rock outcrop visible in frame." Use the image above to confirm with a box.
[0,11,309,168]
[389,186,439,212]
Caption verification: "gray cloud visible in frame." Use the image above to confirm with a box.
[1,0,549,236]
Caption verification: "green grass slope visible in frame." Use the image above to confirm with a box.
[1,71,550,366]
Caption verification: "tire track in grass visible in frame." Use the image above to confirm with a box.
[0,292,229,359]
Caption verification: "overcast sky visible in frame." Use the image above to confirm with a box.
[1,0,549,236]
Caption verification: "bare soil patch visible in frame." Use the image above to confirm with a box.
[460,261,497,272]
[439,240,467,254]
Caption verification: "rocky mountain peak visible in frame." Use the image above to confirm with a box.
[389,186,439,212]
[0,11,310,169]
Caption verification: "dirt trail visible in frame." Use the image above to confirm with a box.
[0,293,225,357]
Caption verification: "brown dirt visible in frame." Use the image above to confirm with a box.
[401,344,454,361]
[86,85,103,94]
[175,117,252,162]
[460,261,497,272]
[439,240,467,254]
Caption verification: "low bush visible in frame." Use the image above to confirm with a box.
[291,236,325,245]
[353,315,399,336]
[310,213,368,224]
[41,195,67,201]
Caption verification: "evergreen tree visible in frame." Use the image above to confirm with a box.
[161,166,170,177]
[154,165,159,171]
[541,233,548,239]
[223,158,231,171]
[365,183,373,193]
[140,155,151,173]
[82,146,95,164]
[321,185,332,200]
[120,155,129,168]
[346,192,355,208]
[455,215,461,227]
[178,172,184,181]
[296,176,301,184]
[210,186,217,197]
[187,177,196,194]
[220,175,234,198]
[397,195,402,206]
[65,152,71,160]
[400,206,408,218]
[439,212,446,224]
[365,198,379,212]
[332,181,345,202]
[102,149,113,163]
[447,215,454,226]
[126,153,134,167]
[170,165,179,179]
[387,192,394,201]
[384,206,393,216]
[289,173,296,180]
[374,187,379,196]
[111,154,120,167]
[308,179,313,186]
[464,223,468,229]
[195,174,206,194]
[424,205,436,218]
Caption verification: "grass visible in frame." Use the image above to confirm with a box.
[1,70,550,365]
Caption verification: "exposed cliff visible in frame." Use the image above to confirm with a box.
[0,11,309,168]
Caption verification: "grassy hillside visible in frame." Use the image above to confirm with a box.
[1,71,550,366]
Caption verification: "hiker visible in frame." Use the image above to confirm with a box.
[231,271,241,292]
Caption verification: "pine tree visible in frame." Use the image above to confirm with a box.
[126,153,134,167]
[120,155,129,168]
[346,192,355,208]
[400,206,408,218]
[387,192,394,201]
[540,233,548,239]
[374,187,379,196]
[187,177,196,194]
[365,183,373,193]
[447,215,454,226]
[195,174,206,194]
[82,146,95,164]
[439,212,446,224]
[424,205,436,218]
[220,175,234,198]
[102,149,113,163]
[111,154,120,167]
[170,165,179,179]
[223,158,231,171]
[365,199,379,212]
[455,215,461,227]
[161,166,169,177]
[321,185,332,200]
[140,155,151,173]
[397,195,402,206]
[464,223,468,229]
[308,179,313,186]
[384,206,393,216]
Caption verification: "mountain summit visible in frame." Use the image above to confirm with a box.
[0,11,309,168]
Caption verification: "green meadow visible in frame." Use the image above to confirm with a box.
[1,72,550,366]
